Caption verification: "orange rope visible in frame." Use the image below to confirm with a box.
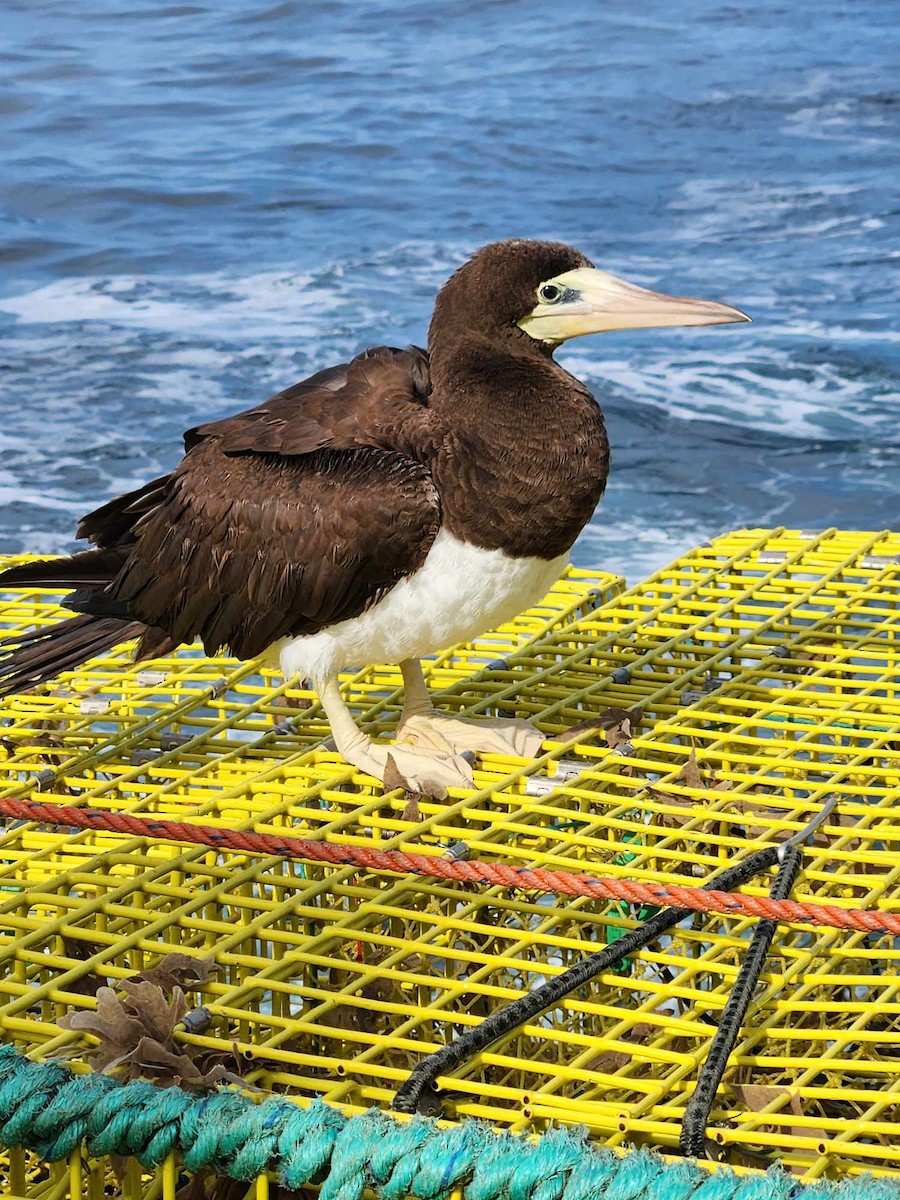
[1,793,896,936]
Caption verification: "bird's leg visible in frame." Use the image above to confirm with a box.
[396,659,544,758]
[316,675,474,799]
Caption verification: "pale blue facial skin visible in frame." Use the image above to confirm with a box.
[0,0,895,579]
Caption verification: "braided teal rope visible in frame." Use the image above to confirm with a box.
[0,1047,896,1200]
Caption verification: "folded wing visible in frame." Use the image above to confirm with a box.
[1,346,442,668]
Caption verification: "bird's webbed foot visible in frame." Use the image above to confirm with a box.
[396,710,545,759]
[317,675,475,800]
[342,738,475,800]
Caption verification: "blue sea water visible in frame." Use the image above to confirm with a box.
[0,0,897,581]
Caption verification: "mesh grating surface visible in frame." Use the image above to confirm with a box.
[1,528,900,1194]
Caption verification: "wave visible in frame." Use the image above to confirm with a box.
[562,342,896,441]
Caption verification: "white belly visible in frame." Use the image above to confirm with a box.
[276,530,567,683]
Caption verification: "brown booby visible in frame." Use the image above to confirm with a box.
[0,240,748,795]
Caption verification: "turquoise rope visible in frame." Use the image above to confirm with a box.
[0,1046,897,1199]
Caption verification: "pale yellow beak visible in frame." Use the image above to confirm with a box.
[517,266,750,344]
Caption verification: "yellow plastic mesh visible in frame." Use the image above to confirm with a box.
[1,527,900,1196]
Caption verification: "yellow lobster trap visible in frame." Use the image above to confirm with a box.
[1,526,899,1198]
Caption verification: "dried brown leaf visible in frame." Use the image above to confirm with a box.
[786,650,835,676]
[60,936,109,997]
[400,795,421,823]
[732,1082,787,1112]
[192,1042,255,1088]
[567,707,643,742]
[176,1172,254,1200]
[318,977,395,1037]
[119,979,188,1042]
[399,952,428,974]
[627,1021,662,1043]
[381,752,406,794]
[318,1001,361,1032]
[176,1173,213,1200]
[59,975,230,1089]
[133,952,215,994]
[646,787,722,849]
[647,787,694,827]
[677,749,705,789]
[584,1009,692,1077]
[108,1155,131,1186]
[731,1083,829,1147]
[604,722,631,749]
[125,1036,228,1088]
[719,794,782,841]
[584,1048,631,1074]
[59,986,147,1072]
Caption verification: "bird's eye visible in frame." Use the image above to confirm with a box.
[538,283,562,304]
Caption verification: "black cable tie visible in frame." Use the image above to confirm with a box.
[393,844,781,1115]
[179,1007,213,1034]
[680,845,802,1157]
[485,658,509,672]
[611,666,631,684]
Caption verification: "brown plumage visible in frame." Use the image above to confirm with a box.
[0,239,747,793]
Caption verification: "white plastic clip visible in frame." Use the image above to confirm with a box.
[136,669,168,687]
[523,757,588,796]
[860,554,900,570]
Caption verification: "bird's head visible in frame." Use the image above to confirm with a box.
[429,239,749,354]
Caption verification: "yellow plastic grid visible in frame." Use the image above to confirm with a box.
[1,528,900,1196]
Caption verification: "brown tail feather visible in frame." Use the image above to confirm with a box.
[0,615,145,696]
[76,474,171,547]
[0,548,126,591]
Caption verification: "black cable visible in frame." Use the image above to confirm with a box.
[393,843,781,1114]
[679,844,802,1157]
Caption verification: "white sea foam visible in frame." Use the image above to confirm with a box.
[775,319,900,346]
[561,345,892,441]
[0,269,352,339]
[785,98,896,147]
[574,516,709,583]
[0,487,85,514]
[0,242,457,342]
[668,178,882,244]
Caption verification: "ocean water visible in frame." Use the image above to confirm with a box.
[0,0,897,582]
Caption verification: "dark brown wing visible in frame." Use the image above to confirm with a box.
[77,345,434,551]
[110,441,440,659]
[73,345,442,660]
[184,344,432,456]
